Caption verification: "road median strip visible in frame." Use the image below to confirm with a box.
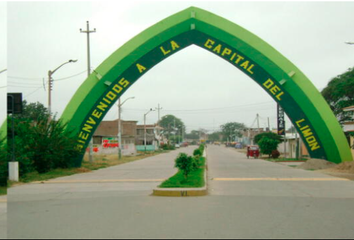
[153,147,208,197]
[212,177,350,181]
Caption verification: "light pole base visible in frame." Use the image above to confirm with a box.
[9,162,19,182]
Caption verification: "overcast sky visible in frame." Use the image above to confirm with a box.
[2,0,354,133]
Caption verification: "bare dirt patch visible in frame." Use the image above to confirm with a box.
[298,159,354,181]
[296,158,337,170]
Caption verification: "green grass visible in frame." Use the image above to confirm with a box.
[0,186,6,196]
[159,157,206,188]
[265,158,307,162]
[18,168,89,183]
[7,150,165,188]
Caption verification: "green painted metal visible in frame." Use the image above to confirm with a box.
[136,145,157,152]
[61,7,352,164]
[0,120,6,142]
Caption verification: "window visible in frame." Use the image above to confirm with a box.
[93,136,102,145]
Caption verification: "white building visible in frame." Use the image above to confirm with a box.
[343,105,354,158]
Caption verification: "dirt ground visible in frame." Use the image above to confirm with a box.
[307,160,354,181]
[317,161,354,180]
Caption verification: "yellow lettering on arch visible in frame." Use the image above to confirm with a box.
[240,60,249,70]
[136,63,147,73]
[171,41,180,51]
[263,79,274,89]
[204,39,215,49]
[82,123,93,133]
[213,44,222,54]
[221,48,232,57]
[160,46,170,55]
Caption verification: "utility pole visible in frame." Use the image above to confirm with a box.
[156,104,163,146]
[80,21,96,163]
[256,113,260,132]
[144,108,155,153]
[117,97,135,159]
[267,117,270,132]
[156,104,162,125]
[48,60,77,121]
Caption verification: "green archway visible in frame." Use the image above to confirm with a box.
[61,7,353,164]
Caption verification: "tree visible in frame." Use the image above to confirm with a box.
[10,117,82,174]
[174,153,196,180]
[220,122,246,141]
[208,131,223,142]
[185,130,200,140]
[16,100,50,122]
[254,132,283,145]
[258,138,281,158]
[159,115,185,140]
[321,67,354,124]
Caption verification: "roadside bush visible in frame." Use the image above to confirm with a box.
[30,118,81,173]
[254,132,283,145]
[175,153,196,180]
[8,118,35,176]
[161,143,175,151]
[193,148,202,157]
[199,143,205,153]
[0,136,7,186]
[271,150,280,159]
[258,138,280,158]
[193,155,202,168]
[9,116,81,175]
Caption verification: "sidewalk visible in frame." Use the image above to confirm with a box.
[0,194,6,239]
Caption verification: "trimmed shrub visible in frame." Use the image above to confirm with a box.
[174,153,196,180]
[161,143,175,150]
[193,148,202,157]
[271,150,280,159]
[258,138,280,158]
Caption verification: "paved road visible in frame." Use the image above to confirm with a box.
[7,145,354,238]
[0,195,6,239]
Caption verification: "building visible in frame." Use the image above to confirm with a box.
[92,119,138,155]
[277,133,309,159]
[239,128,266,146]
[135,124,164,151]
[343,105,354,158]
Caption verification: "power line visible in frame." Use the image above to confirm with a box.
[8,69,87,82]
[7,81,43,86]
[8,76,41,81]
[25,87,43,98]
[53,69,87,81]
[8,85,43,89]
[122,101,275,113]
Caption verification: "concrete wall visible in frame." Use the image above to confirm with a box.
[90,143,137,156]
[136,145,156,151]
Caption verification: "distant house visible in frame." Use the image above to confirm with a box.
[277,133,309,159]
[136,124,164,151]
[342,105,354,158]
[239,128,266,145]
[92,119,138,155]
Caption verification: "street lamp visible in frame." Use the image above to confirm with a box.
[117,96,135,159]
[144,108,155,153]
[0,69,7,74]
[345,41,354,45]
[48,59,77,120]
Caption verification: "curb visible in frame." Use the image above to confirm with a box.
[152,147,208,197]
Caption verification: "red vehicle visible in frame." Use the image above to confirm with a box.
[246,145,260,159]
